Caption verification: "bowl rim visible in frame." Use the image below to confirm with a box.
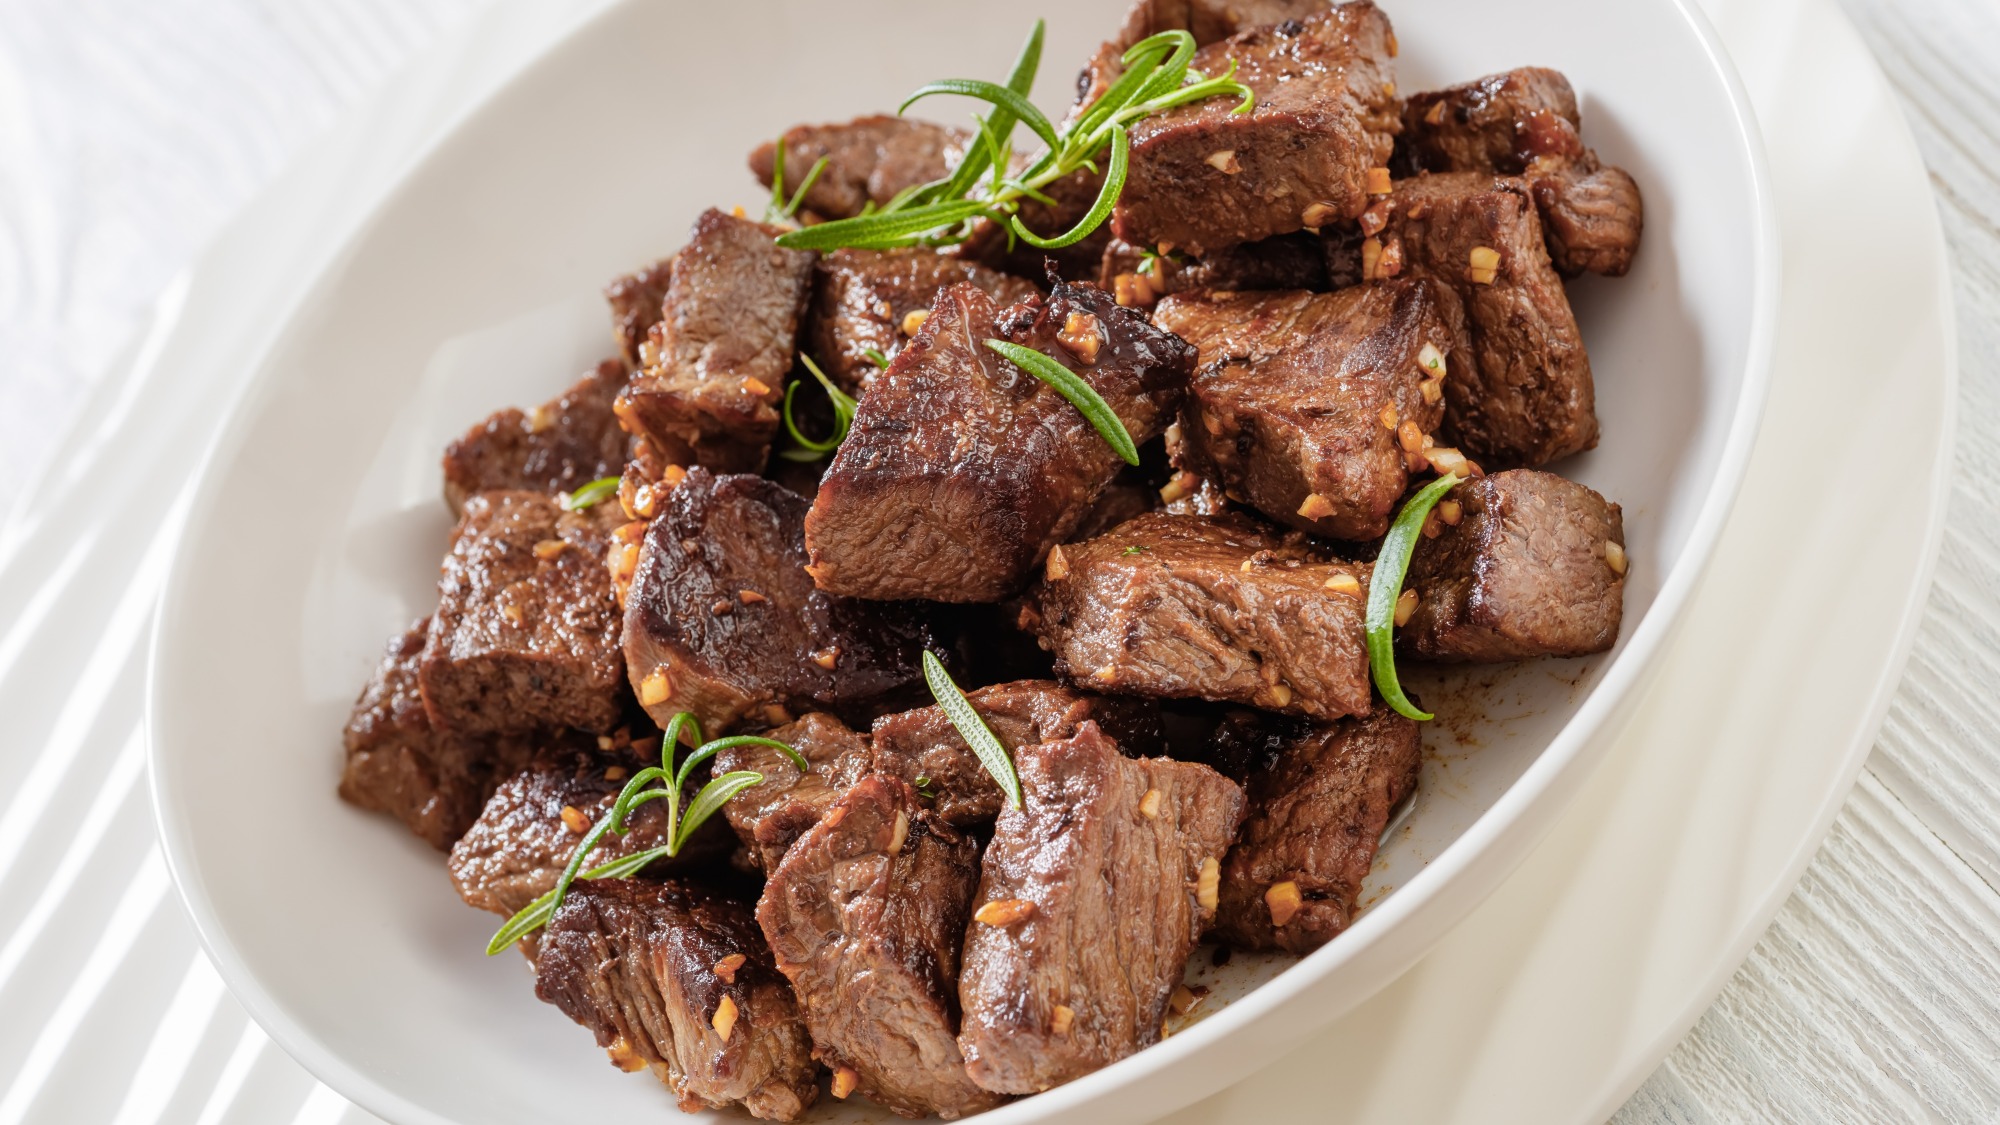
[145,0,1780,1120]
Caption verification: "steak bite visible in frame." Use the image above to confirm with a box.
[1399,469,1625,661]
[622,469,932,734]
[606,259,673,367]
[446,740,730,919]
[1212,710,1420,953]
[1398,67,1643,277]
[536,879,820,1122]
[808,248,1041,396]
[440,359,632,517]
[418,491,627,737]
[1153,280,1466,540]
[1367,172,1596,466]
[339,619,532,849]
[804,277,1194,602]
[616,209,815,474]
[749,116,969,222]
[1114,3,1402,255]
[1027,512,1373,720]
[756,777,1003,1120]
[956,723,1245,1095]
[869,679,1164,827]
[713,712,874,872]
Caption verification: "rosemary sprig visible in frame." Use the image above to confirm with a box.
[1366,473,1466,721]
[773,23,1252,254]
[921,651,1023,810]
[779,354,859,462]
[983,339,1138,465]
[763,138,830,225]
[862,347,892,370]
[486,712,808,954]
[559,476,620,512]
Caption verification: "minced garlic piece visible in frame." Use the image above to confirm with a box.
[1196,857,1221,911]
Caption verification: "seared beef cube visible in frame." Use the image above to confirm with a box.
[956,722,1244,1094]
[714,712,873,872]
[446,740,730,919]
[536,879,819,1122]
[617,209,815,473]
[1028,512,1373,720]
[623,469,932,733]
[808,248,1041,396]
[606,259,673,367]
[1153,281,1465,540]
[757,777,1003,1119]
[339,619,531,849]
[1213,710,1419,952]
[804,278,1194,602]
[748,116,969,222]
[1400,469,1625,661]
[418,492,626,737]
[440,359,631,517]
[1399,67,1642,277]
[1376,172,1596,466]
[1114,3,1401,255]
[1398,67,1583,177]
[1533,163,1644,279]
[868,679,1163,826]
[1099,232,1330,306]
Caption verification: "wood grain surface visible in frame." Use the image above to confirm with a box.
[0,0,1994,1121]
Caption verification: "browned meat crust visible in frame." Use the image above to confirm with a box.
[1027,512,1373,720]
[536,879,820,1121]
[616,209,815,473]
[1115,2,1401,255]
[1154,280,1467,539]
[713,712,873,872]
[1400,468,1625,661]
[757,777,1004,1119]
[1212,710,1419,952]
[417,492,628,737]
[956,722,1244,1094]
[804,277,1193,602]
[440,359,631,517]
[748,116,970,222]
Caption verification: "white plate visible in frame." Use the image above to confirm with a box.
[145,1,1776,1123]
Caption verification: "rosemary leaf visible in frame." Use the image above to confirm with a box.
[1366,473,1466,721]
[775,198,990,251]
[983,339,1139,465]
[559,476,620,512]
[1010,125,1128,249]
[674,770,768,852]
[779,354,858,461]
[901,78,1060,154]
[922,651,1022,810]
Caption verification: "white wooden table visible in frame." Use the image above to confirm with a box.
[1,0,1995,1120]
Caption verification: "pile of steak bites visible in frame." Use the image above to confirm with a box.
[339,2,1637,1117]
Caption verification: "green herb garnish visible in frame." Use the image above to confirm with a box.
[862,347,892,370]
[559,476,620,512]
[983,339,1138,465]
[1366,473,1465,721]
[779,354,860,463]
[1122,544,1149,556]
[763,137,831,225]
[921,651,1022,810]
[772,22,1252,254]
[486,712,807,954]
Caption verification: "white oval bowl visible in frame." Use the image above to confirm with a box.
[148,1,1776,1122]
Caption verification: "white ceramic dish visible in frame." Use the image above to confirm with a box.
[147,1,1776,1122]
